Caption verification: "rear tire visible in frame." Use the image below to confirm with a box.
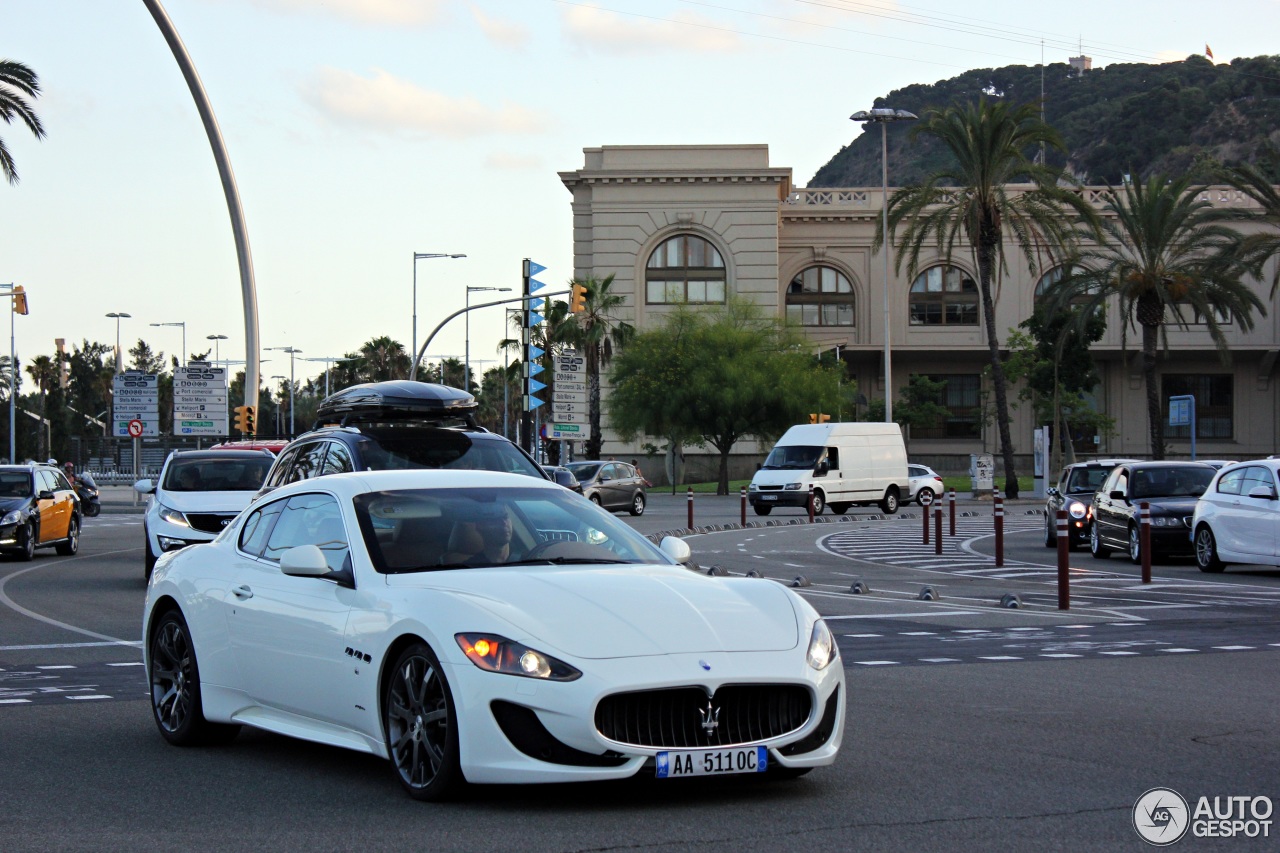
[1195,526,1226,573]
[629,492,646,516]
[879,488,900,515]
[828,502,851,515]
[55,516,79,556]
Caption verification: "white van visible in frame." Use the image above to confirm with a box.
[748,422,909,516]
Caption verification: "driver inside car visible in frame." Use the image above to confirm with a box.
[443,503,515,565]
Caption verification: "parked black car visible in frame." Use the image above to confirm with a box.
[565,460,647,515]
[257,381,552,499]
[1044,458,1136,549]
[1090,461,1216,563]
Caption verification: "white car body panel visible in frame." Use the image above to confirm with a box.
[144,470,845,787]
[1193,460,1280,566]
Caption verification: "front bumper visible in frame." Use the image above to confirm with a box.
[749,492,810,508]
[448,648,846,784]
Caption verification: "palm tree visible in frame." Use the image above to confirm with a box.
[881,98,1096,497]
[357,336,410,382]
[1045,174,1263,459]
[25,354,58,458]
[0,59,45,185]
[1222,161,1280,296]
[563,275,634,460]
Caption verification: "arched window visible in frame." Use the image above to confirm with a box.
[1033,266,1068,302]
[786,266,855,327]
[645,234,726,305]
[909,266,978,326]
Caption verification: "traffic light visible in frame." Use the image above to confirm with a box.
[570,281,588,314]
[11,285,28,315]
[808,413,831,424]
[234,405,257,435]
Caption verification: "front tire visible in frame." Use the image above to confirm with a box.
[629,492,646,516]
[1127,525,1143,565]
[1089,523,1110,559]
[16,522,35,561]
[55,516,79,556]
[753,505,772,516]
[809,490,825,516]
[148,609,239,746]
[1044,514,1056,548]
[384,643,462,801]
[879,488,900,515]
[1195,526,1226,573]
[589,494,603,507]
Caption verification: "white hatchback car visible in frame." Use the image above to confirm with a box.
[907,464,945,505]
[136,449,275,579]
[142,469,845,800]
[1191,459,1280,573]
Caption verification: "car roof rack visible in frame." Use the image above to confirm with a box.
[313,380,479,429]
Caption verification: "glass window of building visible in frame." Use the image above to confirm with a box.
[786,266,855,327]
[645,234,727,304]
[909,374,982,439]
[1162,375,1233,439]
[909,266,978,326]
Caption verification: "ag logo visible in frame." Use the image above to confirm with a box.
[1133,788,1190,845]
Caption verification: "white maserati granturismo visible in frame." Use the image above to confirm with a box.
[143,469,845,800]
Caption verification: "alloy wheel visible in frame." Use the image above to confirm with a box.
[386,649,454,796]
[150,618,195,735]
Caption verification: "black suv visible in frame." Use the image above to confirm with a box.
[1043,458,1135,549]
[258,381,553,499]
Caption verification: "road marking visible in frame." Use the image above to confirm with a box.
[1161,648,1198,653]
[1040,653,1082,659]
[107,662,144,667]
[35,665,75,670]
[900,631,937,636]
[854,660,899,666]
[979,656,1022,661]
[67,695,112,700]
[0,698,32,704]
[1213,645,1255,650]
[919,658,960,663]
[843,633,882,638]
[0,642,142,651]
[1099,651,1140,656]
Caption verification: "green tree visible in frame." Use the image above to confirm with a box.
[1044,174,1263,459]
[563,275,634,460]
[66,340,115,438]
[24,354,57,458]
[881,98,1096,497]
[609,298,844,495]
[127,340,166,374]
[357,336,410,382]
[1222,160,1280,296]
[0,59,45,186]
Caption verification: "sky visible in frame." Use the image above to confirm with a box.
[2,0,1276,393]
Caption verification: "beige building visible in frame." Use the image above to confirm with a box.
[559,144,1279,477]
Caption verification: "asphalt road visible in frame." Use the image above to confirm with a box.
[2,506,1277,851]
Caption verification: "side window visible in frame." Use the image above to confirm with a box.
[323,442,354,475]
[38,470,59,493]
[1215,468,1245,496]
[286,442,329,484]
[1240,466,1275,497]
[265,446,302,489]
[1109,469,1128,496]
[1057,468,1071,490]
[262,493,350,573]
[239,499,285,557]
[826,448,839,470]
[52,471,74,491]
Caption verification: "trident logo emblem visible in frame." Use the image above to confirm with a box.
[698,701,720,737]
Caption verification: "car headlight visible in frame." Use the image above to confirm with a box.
[0,510,22,525]
[784,483,802,490]
[157,505,189,528]
[455,633,581,682]
[748,483,758,491]
[1067,501,1087,519]
[806,619,837,671]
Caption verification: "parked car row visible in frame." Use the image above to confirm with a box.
[1045,457,1279,573]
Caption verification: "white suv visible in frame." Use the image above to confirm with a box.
[136,449,274,579]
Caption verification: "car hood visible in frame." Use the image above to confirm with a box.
[1137,496,1201,514]
[154,490,257,514]
[0,497,32,514]
[386,564,801,659]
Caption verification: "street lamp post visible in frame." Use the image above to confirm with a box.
[206,334,228,370]
[150,321,187,368]
[465,286,511,393]
[106,312,132,373]
[265,346,302,435]
[503,308,520,439]
[302,355,357,399]
[850,107,917,423]
[413,252,466,375]
[269,375,286,436]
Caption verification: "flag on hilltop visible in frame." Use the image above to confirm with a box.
[1205,44,1214,60]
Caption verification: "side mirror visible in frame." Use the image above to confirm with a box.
[38,490,54,501]
[1247,486,1277,501]
[1046,487,1059,498]
[280,544,330,577]
[1109,490,1126,502]
[552,470,578,490]
[659,536,692,564]
[134,478,155,495]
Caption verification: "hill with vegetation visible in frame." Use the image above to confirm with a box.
[809,54,1280,188]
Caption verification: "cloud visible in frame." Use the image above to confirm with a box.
[301,67,547,137]
[470,5,530,49]
[561,4,742,55]
[246,0,448,27]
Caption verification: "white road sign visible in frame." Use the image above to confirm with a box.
[173,364,229,436]
[113,373,160,437]
[548,422,592,440]
[551,390,587,404]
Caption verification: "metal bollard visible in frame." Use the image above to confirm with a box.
[949,488,957,536]
[1057,509,1070,610]
[934,506,942,555]
[740,486,746,526]
[994,489,1004,568]
[687,487,694,529]
[922,497,930,544]
[1140,501,1152,584]
[807,484,814,523]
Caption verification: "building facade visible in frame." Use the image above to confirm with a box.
[559,144,1279,476]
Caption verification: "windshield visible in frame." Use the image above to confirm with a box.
[162,457,273,492]
[359,429,544,479]
[1066,467,1111,493]
[761,445,823,470]
[354,486,671,574]
[0,471,33,498]
[1129,467,1214,499]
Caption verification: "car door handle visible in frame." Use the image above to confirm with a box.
[232,585,254,600]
